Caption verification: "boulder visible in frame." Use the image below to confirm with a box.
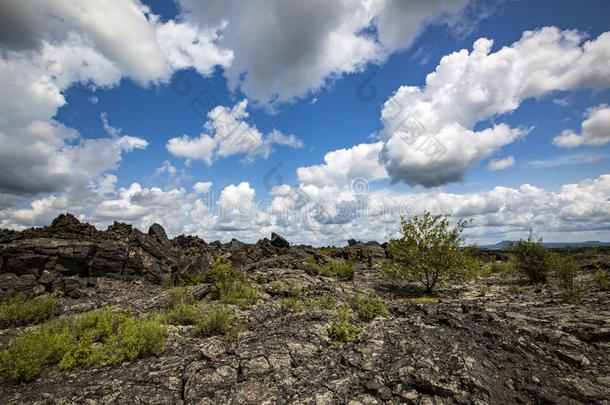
[270,232,290,249]
[148,223,171,248]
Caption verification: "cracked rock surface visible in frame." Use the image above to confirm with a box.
[1,216,609,404]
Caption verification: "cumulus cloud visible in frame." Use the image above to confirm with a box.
[0,0,230,208]
[2,172,610,245]
[0,119,147,196]
[193,182,213,194]
[0,0,232,85]
[167,100,303,165]
[177,0,472,105]
[488,155,515,171]
[379,27,610,187]
[553,104,610,148]
[297,142,388,187]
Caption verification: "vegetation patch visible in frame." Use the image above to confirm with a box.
[555,257,582,304]
[167,286,195,307]
[305,295,336,310]
[207,258,259,307]
[280,297,304,313]
[0,307,166,383]
[165,303,201,325]
[511,231,557,284]
[195,306,233,337]
[0,294,58,328]
[350,293,388,322]
[405,296,440,304]
[320,260,356,281]
[327,307,359,343]
[593,270,610,291]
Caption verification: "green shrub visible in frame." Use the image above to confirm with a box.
[0,307,166,383]
[180,272,208,285]
[511,231,556,284]
[220,283,258,307]
[204,258,258,307]
[165,303,200,325]
[555,258,582,304]
[320,260,356,281]
[327,307,359,343]
[167,287,195,307]
[195,307,233,337]
[280,297,304,313]
[382,211,476,293]
[350,294,388,322]
[490,260,516,274]
[305,257,321,275]
[306,295,336,310]
[0,294,58,328]
[507,285,522,295]
[160,275,174,289]
[593,270,610,291]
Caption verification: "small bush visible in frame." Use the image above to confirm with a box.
[165,303,200,325]
[220,283,258,307]
[507,285,521,295]
[0,308,166,383]
[305,257,321,275]
[555,258,582,304]
[327,307,359,343]
[306,295,336,310]
[511,231,556,284]
[160,275,174,289]
[195,307,233,337]
[489,260,515,274]
[477,284,489,296]
[280,297,304,313]
[350,294,388,322]
[593,270,610,291]
[180,272,208,286]
[320,260,355,281]
[0,294,58,328]
[167,287,195,307]
[205,258,258,307]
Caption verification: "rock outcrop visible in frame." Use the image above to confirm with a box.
[0,215,179,299]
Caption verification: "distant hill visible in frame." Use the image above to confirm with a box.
[478,240,610,250]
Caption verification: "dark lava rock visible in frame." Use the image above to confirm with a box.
[270,232,290,249]
[148,223,171,248]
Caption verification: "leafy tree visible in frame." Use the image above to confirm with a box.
[383,211,475,293]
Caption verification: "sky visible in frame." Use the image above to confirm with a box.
[0,0,609,246]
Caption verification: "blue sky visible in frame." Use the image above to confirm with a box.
[1,0,609,245]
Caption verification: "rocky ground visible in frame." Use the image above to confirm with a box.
[0,215,609,404]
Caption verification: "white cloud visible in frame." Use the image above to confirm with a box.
[528,153,605,168]
[297,142,387,187]
[488,155,515,171]
[2,173,610,246]
[167,100,303,165]
[0,0,232,85]
[177,0,472,105]
[156,20,233,77]
[193,182,213,194]
[553,104,610,147]
[166,134,217,165]
[0,0,229,206]
[380,27,610,187]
